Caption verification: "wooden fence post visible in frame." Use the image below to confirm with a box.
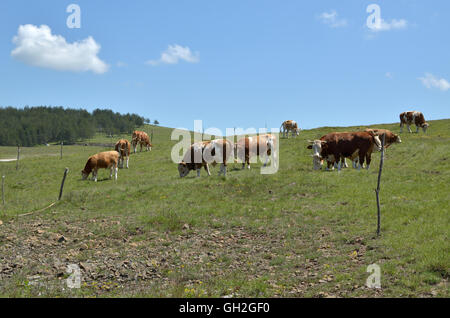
[16,145,20,170]
[1,175,5,206]
[60,141,63,159]
[58,168,69,201]
[375,133,386,236]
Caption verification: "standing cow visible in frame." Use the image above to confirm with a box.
[307,131,381,171]
[280,120,300,138]
[132,131,152,153]
[364,129,402,148]
[178,139,234,177]
[115,139,131,169]
[400,111,429,133]
[81,151,119,182]
[235,134,277,170]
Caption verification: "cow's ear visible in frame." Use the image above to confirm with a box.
[307,145,312,149]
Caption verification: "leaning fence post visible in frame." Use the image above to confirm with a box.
[58,168,69,201]
[16,145,20,170]
[375,133,386,236]
[1,175,5,206]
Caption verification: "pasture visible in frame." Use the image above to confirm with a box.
[0,120,448,297]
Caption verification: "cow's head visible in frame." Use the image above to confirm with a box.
[307,140,326,170]
[394,133,402,144]
[421,122,429,133]
[81,169,89,180]
[178,162,190,178]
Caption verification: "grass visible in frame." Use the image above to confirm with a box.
[0,121,448,297]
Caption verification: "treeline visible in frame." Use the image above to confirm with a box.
[0,106,148,146]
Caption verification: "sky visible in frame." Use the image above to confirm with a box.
[0,0,449,132]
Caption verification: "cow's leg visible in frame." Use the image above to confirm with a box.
[110,166,113,179]
[126,155,129,168]
[93,169,98,182]
[407,124,412,133]
[352,158,358,169]
[196,168,201,177]
[365,154,371,170]
[114,163,118,180]
[204,164,211,176]
[223,164,227,176]
[358,153,365,171]
[416,125,420,133]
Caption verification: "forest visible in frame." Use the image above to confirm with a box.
[0,106,148,146]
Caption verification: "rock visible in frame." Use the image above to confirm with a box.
[182,224,190,230]
[57,236,67,243]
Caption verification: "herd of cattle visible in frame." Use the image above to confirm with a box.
[80,111,429,181]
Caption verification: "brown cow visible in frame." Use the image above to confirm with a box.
[235,134,277,169]
[280,120,300,138]
[178,139,234,177]
[132,131,152,153]
[307,131,381,171]
[115,139,131,169]
[364,129,402,148]
[81,151,119,182]
[400,111,429,133]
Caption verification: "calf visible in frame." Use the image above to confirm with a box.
[81,151,119,182]
[400,111,429,133]
[132,131,152,153]
[114,139,131,168]
[280,120,300,138]
[235,134,277,169]
[307,131,381,171]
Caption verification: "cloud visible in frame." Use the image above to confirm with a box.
[385,72,393,78]
[418,73,450,91]
[146,44,199,66]
[319,10,348,28]
[11,24,108,74]
[369,18,408,32]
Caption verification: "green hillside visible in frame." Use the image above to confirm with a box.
[0,120,448,297]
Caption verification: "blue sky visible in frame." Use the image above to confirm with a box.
[0,0,449,131]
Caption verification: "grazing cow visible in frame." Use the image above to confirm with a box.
[115,139,131,169]
[400,111,429,133]
[132,131,152,153]
[280,120,300,138]
[235,134,277,169]
[178,139,234,177]
[364,129,402,148]
[81,151,119,182]
[307,131,381,171]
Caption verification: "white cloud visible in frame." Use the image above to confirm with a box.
[11,24,108,74]
[385,72,393,78]
[319,10,348,28]
[418,73,450,91]
[146,44,199,66]
[369,18,408,32]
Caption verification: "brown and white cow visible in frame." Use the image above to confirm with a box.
[307,131,381,171]
[400,111,429,133]
[132,130,152,153]
[235,134,277,169]
[178,139,234,177]
[81,151,119,182]
[364,129,402,148]
[280,120,300,138]
[114,139,131,169]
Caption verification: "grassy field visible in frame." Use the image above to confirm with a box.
[0,120,448,298]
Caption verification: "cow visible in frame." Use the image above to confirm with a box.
[132,130,152,153]
[81,151,119,182]
[178,139,234,177]
[307,131,382,171]
[114,139,131,169]
[235,134,277,169]
[400,111,429,133]
[280,120,300,138]
[364,129,402,148]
